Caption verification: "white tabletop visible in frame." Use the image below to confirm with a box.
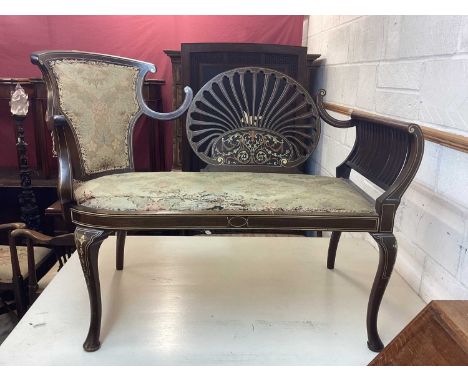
[0,235,424,365]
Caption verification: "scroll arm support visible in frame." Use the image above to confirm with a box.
[141,86,193,121]
[52,115,74,225]
[10,229,75,247]
[374,123,424,223]
[316,89,355,128]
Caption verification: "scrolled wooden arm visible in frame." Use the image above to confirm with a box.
[11,229,75,247]
[329,106,425,232]
[141,86,193,121]
[0,223,26,284]
[316,89,355,128]
[51,115,74,223]
[376,123,424,211]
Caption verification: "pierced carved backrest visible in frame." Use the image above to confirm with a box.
[186,67,320,170]
[32,51,155,180]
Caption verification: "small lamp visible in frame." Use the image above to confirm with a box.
[10,83,30,117]
[10,83,41,231]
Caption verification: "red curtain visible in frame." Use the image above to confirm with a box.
[0,16,303,171]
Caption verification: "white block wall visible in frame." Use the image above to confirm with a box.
[304,15,468,301]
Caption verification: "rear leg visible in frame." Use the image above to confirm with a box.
[116,231,126,271]
[327,231,342,269]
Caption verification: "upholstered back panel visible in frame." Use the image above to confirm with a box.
[49,59,140,176]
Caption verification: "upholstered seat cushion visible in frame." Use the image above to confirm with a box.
[0,246,51,283]
[73,172,376,215]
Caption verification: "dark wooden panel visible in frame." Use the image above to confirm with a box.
[165,44,320,172]
[0,78,51,178]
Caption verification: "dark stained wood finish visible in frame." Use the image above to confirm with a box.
[70,207,379,232]
[1,223,70,318]
[140,79,166,171]
[13,114,42,231]
[316,89,424,351]
[327,231,341,269]
[32,51,424,353]
[163,50,184,169]
[0,222,28,317]
[0,79,51,179]
[165,44,321,171]
[31,51,191,224]
[369,300,468,365]
[185,67,321,170]
[316,89,424,234]
[115,231,126,271]
[45,200,72,235]
[367,233,397,352]
[74,227,110,352]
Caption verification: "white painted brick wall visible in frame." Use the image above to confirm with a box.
[304,15,468,302]
[419,59,468,132]
[413,141,440,191]
[356,65,377,110]
[385,16,461,59]
[375,90,420,120]
[348,16,385,63]
[323,26,350,65]
[436,147,468,209]
[377,62,423,90]
[459,16,468,53]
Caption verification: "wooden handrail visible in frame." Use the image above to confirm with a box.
[323,102,468,153]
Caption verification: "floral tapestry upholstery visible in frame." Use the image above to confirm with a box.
[73,172,376,215]
[0,246,50,283]
[49,59,140,175]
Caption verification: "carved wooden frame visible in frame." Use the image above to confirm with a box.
[186,67,321,171]
[32,52,424,355]
[31,50,192,225]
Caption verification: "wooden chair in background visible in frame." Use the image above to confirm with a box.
[0,222,73,319]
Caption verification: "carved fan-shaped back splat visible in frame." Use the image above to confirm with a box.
[186,67,321,169]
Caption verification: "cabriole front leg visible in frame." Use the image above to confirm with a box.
[367,233,397,352]
[75,226,110,352]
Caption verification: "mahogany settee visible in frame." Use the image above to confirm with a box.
[29,50,424,353]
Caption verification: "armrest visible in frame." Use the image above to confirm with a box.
[0,223,26,282]
[141,86,193,121]
[0,222,26,232]
[316,89,355,128]
[376,123,424,209]
[11,229,75,247]
[10,228,75,302]
[330,108,424,231]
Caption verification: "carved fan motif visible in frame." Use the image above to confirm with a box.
[186,67,321,168]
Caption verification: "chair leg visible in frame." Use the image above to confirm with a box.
[75,226,110,352]
[367,233,397,352]
[26,240,39,306]
[327,231,342,269]
[116,231,126,271]
[13,277,27,319]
